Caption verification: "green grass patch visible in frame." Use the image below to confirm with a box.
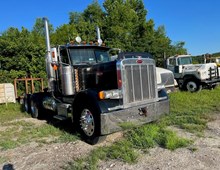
[67,87,220,169]
[125,124,191,151]
[1,87,220,169]
[0,103,78,150]
[0,156,7,164]
[66,140,138,170]
[156,129,191,150]
[0,103,29,123]
[0,120,78,150]
[67,124,191,170]
[159,87,220,134]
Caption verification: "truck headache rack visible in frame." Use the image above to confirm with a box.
[208,67,219,80]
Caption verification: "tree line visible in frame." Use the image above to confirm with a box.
[0,0,187,84]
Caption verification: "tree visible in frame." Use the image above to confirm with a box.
[0,0,188,87]
[172,41,187,55]
[69,0,105,41]
[103,0,140,50]
[51,24,78,45]
[0,27,46,83]
[69,12,82,25]
[32,18,54,37]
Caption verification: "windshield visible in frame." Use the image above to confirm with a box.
[178,57,192,65]
[69,48,110,65]
[95,50,110,62]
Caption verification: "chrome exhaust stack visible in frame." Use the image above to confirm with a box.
[43,17,55,91]
[96,26,102,46]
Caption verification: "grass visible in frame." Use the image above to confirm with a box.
[1,87,220,169]
[125,124,191,151]
[0,121,78,150]
[0,156,7,164]
[159,87,220,135]
[0,103,29,123]
[67,124,191,169]
[66,140,139,170]
[0,104,78,151]
[67,87,220,170]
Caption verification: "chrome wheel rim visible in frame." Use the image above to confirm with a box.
[80,109,95,136]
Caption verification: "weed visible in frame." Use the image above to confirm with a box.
[125,124,160,149]
[0,103,29,123]
[67,140,138,170]
[156,129,191,150]
[0,120,78,150]
[0,156,7,164]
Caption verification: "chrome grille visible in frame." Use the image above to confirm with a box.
[120,59,158,108]
[160,73,175,86]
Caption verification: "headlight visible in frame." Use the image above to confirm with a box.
[98,89,122,99]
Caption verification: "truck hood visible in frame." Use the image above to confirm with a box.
[156,67,177,87]
[183,64,202,71]
[183,63,216,72]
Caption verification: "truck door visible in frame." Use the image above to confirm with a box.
[167,58,175,73]
[58,49,74,95]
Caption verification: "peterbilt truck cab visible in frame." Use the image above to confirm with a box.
[24,18,170,144]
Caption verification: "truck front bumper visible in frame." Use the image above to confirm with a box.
[202,78,220,85]
[100,99,169,135]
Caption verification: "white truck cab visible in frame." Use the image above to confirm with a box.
[166,55,220,92]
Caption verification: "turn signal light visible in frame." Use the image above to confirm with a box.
[98,91,105,100]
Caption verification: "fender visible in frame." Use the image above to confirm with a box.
[72,89,120,115]
[72,89,104,114]
[183,75,201,83]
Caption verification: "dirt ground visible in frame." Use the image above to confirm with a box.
[0,113,220,170]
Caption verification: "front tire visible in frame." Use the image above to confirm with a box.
[74,101,104,145]
[185,80,202,92]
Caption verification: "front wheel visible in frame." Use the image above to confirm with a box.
[74,102,104,145]
[80,108,96,137]
[185,80,202,92]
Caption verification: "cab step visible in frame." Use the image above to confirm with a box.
[53,115,68,121]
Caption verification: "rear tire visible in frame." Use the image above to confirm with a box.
[30,98,39,118]
[24,94,31,113]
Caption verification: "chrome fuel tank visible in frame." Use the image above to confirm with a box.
[61,66,74,95]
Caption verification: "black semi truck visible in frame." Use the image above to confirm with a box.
[24,18,169,144]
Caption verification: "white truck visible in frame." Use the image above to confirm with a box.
[166,55,220,92]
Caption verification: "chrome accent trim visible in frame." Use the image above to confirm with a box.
[100,99,169,135]
[42,97,57,111]
[57,103,71,117]
[61,66,74,95]
[107,105,123,111]
[119,58,158,108]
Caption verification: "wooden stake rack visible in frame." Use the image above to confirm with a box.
[14,76,44,99]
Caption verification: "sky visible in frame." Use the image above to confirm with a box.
[0,0,220,56]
